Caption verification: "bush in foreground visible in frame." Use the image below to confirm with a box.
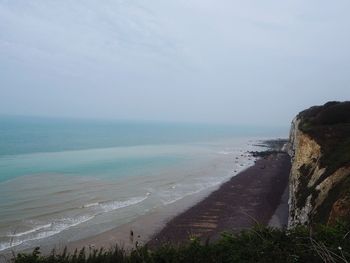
[12,222,350,263]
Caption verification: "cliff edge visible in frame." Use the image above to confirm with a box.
[287,101,350,227]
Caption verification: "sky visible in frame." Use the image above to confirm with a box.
[0,0,349,125]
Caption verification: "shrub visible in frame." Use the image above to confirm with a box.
[9,222,350,263]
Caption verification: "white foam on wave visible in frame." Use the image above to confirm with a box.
[160,154,258,206]
[160,181,223,205]
[217,151,234,155]
[82,202,99,208]
[100,196,148,212]
[7,223,52,237]
[0,239,22,252]
[0,195,149,252]
[0,215,94,252]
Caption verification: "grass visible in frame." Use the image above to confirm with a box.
[9,222,350,263]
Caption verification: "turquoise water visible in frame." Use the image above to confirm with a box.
[0,147,186,183]
[0,116,286,156]
[0,116,287,252]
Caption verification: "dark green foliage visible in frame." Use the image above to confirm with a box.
[10,222,350,263]
[297,101,350,172]
[298,101,350,128]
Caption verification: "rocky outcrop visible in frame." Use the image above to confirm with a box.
[288,101,350,227]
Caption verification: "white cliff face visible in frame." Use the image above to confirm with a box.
[288,117,321,227]
[287,117,350,227]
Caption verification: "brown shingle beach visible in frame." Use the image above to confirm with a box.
[148,152,291,246]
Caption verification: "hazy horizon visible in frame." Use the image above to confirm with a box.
[0,112,292,127]
[1,0,350,126]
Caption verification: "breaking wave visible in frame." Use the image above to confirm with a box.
[0,195,148,252]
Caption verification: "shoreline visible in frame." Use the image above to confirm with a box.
[1,143,291,259]
[148,152,291,246]
[63,151,291,252]
[13,173,236,256]
[0,137,262,256]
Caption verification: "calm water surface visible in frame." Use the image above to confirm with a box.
[0,116,287,252]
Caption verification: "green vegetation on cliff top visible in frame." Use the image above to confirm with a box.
[298,101,350,172]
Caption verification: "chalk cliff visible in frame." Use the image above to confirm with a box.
[287,101,350,227]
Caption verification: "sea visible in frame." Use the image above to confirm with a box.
[0,116,287,252]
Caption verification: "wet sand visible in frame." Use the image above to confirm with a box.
[148,153,291,246]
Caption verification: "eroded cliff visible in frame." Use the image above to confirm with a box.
[288,101,350,227]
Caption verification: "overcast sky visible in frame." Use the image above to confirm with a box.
[0,0,349,125]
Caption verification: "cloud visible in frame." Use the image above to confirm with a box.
[0,0,349,124]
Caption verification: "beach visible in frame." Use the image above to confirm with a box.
[148,152,291,246]
[0,117,290,257]
[1,119,272,255]
[63,151,291,252]
[0,145,291,261]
